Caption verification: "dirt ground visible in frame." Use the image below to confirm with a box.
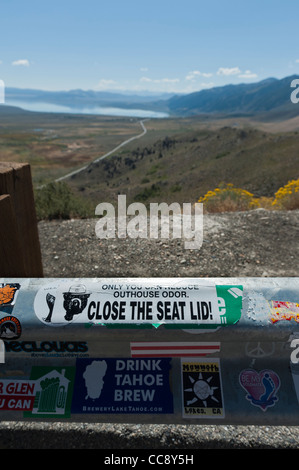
[38,208,299,278]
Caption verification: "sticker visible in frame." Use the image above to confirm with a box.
[181,358,224,418]
[239,369,280,411]
[0,316,22,339]
[4,340,89,357]
[0,283,20,308]
[0,380,36,411]
[290,362,299,405]
[246,290,270,323]
[33,280,243,328]
[130,342,220,358]
[269,301,299,324]
[245,342,275,359]
[24,367,75,418]
[71,358,173,414]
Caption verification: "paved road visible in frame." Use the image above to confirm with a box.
[55,119,148,183]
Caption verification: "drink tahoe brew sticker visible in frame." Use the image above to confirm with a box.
[34,280,243,328]
[71,357,173,415]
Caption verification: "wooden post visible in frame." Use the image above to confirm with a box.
[0,163,43,277]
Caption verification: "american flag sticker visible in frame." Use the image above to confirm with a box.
[130,342,220,358]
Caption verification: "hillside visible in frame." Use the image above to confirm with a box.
[167,75,299,118]
[0,102,298,208]
[67,121,299,206]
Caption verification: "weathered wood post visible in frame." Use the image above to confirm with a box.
[0,162,43,277]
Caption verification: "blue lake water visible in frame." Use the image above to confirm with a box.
[5,100,169,118]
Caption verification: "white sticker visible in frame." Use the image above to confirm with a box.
[33,279,243,327]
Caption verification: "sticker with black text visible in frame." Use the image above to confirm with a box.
[181,358,224,418]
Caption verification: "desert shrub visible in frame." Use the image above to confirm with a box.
[256,196,275,209]
[170,184,182,193]
[134,183,161,202]
[35,182,94,220]
[198,183,259,213]
[272,179,299,210]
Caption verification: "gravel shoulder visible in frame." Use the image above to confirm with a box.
[39,208,299,278]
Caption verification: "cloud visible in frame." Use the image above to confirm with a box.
[217,66,258,79]
[12,59,30,67]
[238,70,258,79]
[199,81,215,88]
[140,67,149,72]
[217,66,241,76]
[140,77,180,84]
[140,77,152,83]
[186,70,213,81]
[296,59,299,64]
[96,79,118,89]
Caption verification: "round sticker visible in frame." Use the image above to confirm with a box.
[0,315,22,339]
[34,281,92,326]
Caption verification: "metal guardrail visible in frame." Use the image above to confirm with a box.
[0,277,299,425]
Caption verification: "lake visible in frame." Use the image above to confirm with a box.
[5,100,169,118]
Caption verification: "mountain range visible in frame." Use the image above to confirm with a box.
[3,75,299,119]
[167,75,299,119]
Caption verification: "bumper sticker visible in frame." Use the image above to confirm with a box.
[33,280,243,328]
[71,357,173,414]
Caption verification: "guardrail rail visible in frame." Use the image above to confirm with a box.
[0,277,299,425]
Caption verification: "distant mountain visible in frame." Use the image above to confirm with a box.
[0,104,31,114]
[167,75,299,118]
[5,87,174,112]
[3,75,299,120]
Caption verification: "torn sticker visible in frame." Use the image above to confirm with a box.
[269,301,299,324]
[0,283,20,308]
[0,380,36,411]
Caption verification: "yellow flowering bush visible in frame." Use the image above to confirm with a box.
[258,196,275,210]
[198,183,260,213]
[272,179,299,210]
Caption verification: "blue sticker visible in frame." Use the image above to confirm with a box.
[72,357,173,414]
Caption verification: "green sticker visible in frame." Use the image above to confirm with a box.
[24,366,75,419]
[164,285,243,329]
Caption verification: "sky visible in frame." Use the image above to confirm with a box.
[1,0,299,94]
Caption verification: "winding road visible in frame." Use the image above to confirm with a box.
[55,119,148,182]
